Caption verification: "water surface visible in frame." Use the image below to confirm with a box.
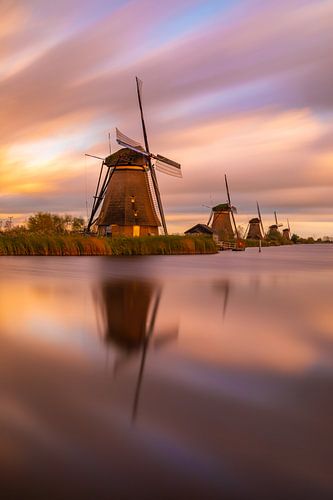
[1,245,332,499]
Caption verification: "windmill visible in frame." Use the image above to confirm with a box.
[267,210,283,239]
[246,201,265,240]
[86,77,182,236]
[207,174,238,241]
[282,219,291,240]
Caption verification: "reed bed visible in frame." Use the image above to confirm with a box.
[0,233,217,256]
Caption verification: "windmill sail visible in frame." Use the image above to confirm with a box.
[116,128,149,157]
[155,155,182,178]
[116,129,182,177]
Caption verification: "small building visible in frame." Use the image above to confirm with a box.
[185,224,218,242]
[185,223,214,235]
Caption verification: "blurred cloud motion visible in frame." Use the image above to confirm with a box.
[1,0,332,236]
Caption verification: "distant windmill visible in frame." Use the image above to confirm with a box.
[86,77,182,236]
[282,219,291,240]
[267,210,283,239]
[246,201,265,240]
[207,174,239,241]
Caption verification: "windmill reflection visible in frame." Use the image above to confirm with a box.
[95,279,178,421]
[214,280,231,321]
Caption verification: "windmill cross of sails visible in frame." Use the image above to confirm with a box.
[86,77,182,237]
[115,128,182,178]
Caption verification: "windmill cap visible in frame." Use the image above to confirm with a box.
[105,147,147,167]
[213,203,231,211]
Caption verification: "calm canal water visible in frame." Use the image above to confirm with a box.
[1,245,332,499]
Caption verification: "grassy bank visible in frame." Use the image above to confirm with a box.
[245,238,293,247]
[0,233,217,256]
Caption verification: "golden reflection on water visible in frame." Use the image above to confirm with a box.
[0,247,333,499]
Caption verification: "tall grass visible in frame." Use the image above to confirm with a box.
[245,238,293,247]
[0,233,217,256]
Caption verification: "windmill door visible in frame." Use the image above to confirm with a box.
[133,225,140,237]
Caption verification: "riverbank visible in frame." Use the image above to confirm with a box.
[0,233,217,256]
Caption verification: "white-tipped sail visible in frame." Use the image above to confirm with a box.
[155,154,182,178]
[116,128,149,156]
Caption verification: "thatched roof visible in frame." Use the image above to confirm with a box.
[213,203,230,212]
[249,217,260,223]
[104,147,147,168]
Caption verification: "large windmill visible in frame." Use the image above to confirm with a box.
[86,77,182,236]
[207,174,239,241]
[267,210,283,239]
[246,201,265,240]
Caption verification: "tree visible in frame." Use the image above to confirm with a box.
[72,217,85,232]
[291,233,300,243]
[27,212,85,234]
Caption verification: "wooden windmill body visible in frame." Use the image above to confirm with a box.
[208,175,238,241]
[86,78,182,236]
[282,228,290,240]
[97,148,160,237]
[267,211,283,239]
[282,219,291,240]
[246,202,265,240]
[211,203,235,241]
[247,218,263,240]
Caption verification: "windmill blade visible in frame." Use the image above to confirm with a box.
[132,290,161,422]
[230,210,239,239]
[86,155,122,232]
[207,211,213,226]
[85,153,105,161]
[155,155,182,178]
[225,174,232,206]
[224,174,238,238]
[257,201,265,236]
[115,128,149,157]
[287,218,291,231]
[135,77,168,235]
[274,211,278,226]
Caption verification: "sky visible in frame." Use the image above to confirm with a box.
[1,0,333,237]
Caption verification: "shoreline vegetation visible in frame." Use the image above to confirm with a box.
[0,213,330,256]
[0,233,217,256]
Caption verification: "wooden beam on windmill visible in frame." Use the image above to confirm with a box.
[85,145,122,233]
